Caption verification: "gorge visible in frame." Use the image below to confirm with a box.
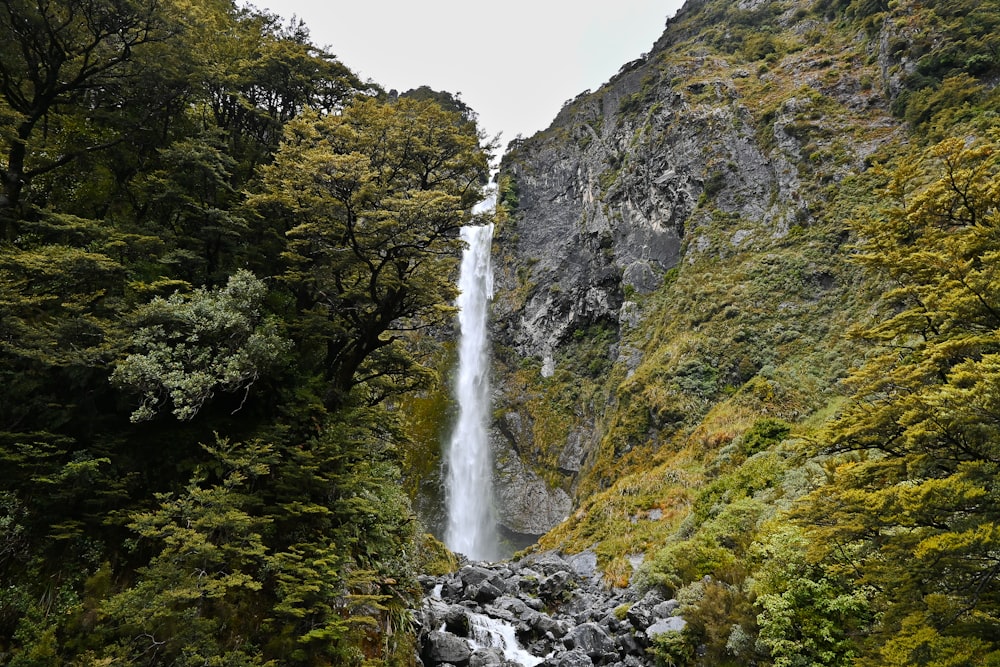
[1,0,999,665]
[417,0,1000,665]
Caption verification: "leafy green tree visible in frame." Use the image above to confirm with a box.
[112,270,291,422]
[261,405,418,665]
[247,96,490,408]
[751,523,873,667]
[0,0,178,232]
[200,7,368,181]
[135,131,247,283]
[0,2,481,663]
[797,132,1000,663]
[100,438,275,666]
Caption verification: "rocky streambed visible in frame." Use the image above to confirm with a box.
[415,550,686,667]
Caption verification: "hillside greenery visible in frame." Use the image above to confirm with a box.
[499,0,1000,665]
[0,0,489,664]
[4,0,1000,665]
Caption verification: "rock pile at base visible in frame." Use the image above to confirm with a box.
[415,550,686,667]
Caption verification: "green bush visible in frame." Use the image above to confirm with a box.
[738,418,791,456]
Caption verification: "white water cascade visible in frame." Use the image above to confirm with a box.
[468,612,545,666]
[443,203,497,561]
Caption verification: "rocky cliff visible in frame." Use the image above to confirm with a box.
[416,0,1000,663]
[487,0,918,544]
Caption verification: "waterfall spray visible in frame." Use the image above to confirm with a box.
[443,219,497,561]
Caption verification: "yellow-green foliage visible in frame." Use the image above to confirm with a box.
[537,445,700,588]
[412,532,458,577]
[794,130,1000,661]
[572,208,864,505]
[508,3,1000,666]
[397,343,455,500]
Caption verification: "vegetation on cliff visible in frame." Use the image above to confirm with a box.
[495,0,1000,664]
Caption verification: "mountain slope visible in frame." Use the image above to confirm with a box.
[487,0,1000,663]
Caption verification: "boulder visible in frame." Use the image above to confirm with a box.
[460,566,495,588]
[471,581,504,605]
[652,599,679,619]
[423,630,472,667]
[521,551,571,575]
[539,570,573,602]
[491,595,531,617]
[469,647,505,667]
[548,648,594,666]
[444,605,471,637]
[563,622,617,661]
[645,616,687,640]
[625,590,665,631]
[565,550,599,581]
[616,631,643,657]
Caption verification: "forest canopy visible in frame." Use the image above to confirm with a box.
[0,0,490,664]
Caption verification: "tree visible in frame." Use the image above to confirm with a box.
[112,270,291,422]
[796,132,1000,664]
[0,0,177,234]
[201,8,369,180]
[0,7,475,665]
[247,96,490,408]
[100,438,275,666]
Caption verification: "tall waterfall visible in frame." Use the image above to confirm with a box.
[443,216,497,561]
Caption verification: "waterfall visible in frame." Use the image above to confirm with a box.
[443,209,497,561]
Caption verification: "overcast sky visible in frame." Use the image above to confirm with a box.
[254,1,687,148]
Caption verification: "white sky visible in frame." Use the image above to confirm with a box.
[254,1,687,147]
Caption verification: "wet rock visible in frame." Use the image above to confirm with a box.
[469,647,505,667]
[494,433,574,537]
[471,581,504,605]
[444,605,471,637]
[547,648,594,667]
[492,595,531,617]
[423,630,473,667]
[460,566,495,588]
[417,550,667,667]
[529,611,567,639]
[563,622,617,662]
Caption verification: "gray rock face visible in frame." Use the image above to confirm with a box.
[492,430,572,538]
[485,0,903,510]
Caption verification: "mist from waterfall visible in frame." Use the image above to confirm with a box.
[443,213,497,561]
